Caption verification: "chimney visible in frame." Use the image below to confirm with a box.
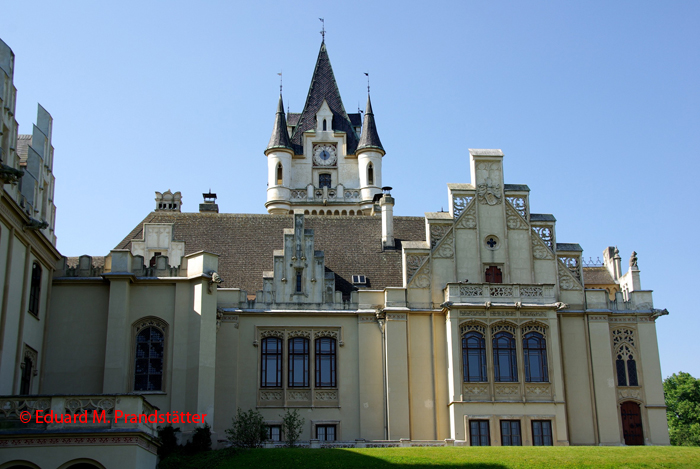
[380,186,394,249]
[155,190,182,212]
[199,191,219,213]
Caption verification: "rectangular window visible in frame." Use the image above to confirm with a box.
[316,424,336,441]
[288,337,309,387]
[616,359,627,386]
[500,420,522,446]
[315,338,337,387]
[469,420,490,446]
[267,425,282,442]
[319,174,332,189]
[296,271,303,293]
[627,360,639,386]
[532,420,553,446]
[261,337,283,387]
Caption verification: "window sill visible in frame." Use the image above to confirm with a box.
[132,391,167,395]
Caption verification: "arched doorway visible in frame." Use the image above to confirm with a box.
[620,401,644,445]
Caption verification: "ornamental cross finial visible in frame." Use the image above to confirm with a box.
[319,18,325,42]
[364,72,370,94]
[277,71,282,95]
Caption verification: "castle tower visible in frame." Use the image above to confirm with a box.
[264,41,385,216]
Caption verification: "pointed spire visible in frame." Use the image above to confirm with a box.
[266,94,292,151]
[290,42,359,154]
[357,94,384,153]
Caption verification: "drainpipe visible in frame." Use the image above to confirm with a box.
[376,309,389,440]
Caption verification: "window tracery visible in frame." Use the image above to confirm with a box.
[133,317,167,392]
[613,328,639,387]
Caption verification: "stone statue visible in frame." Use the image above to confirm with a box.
[629,251,638,268]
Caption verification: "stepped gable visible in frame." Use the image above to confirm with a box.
[116,213,425,297]
[289,42,359,155]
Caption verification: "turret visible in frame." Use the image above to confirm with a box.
[265,94,293,214]
[357,94,385,212]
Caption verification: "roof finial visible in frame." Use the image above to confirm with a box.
[364,72,370,94]
[277,71,283,95]
[319,18,325,43]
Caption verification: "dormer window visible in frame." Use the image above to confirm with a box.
[323,119,327,131]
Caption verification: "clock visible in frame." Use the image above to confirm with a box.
[312,144,337,166]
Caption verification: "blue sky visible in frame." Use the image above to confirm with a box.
[2,1,698,378]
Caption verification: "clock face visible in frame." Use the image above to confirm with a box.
[312,144,337,166]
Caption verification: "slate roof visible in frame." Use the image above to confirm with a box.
[504,184,530,192]
[530,214,556,222]
[348,113,362,127]
[289,42,359,155]
[556,243,583,252]
[287,113,301,127]
[583,267,616,286]
[116,213,426,298]
[267,95,292,151]
[357,94,384,153]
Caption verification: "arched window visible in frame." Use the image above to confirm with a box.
[323,119,327,131]
[19,347,37,395]
[616,344,638,386]
[134,323,165,391]
[367,163,374,185]
[261,337,282,387]
[523,332,549,382]
[288,337,309,387]
[493,331,517,382]
[315,337,336,387]
[28,262,42,316]
[462,332,487,382]
[276,163,283,185]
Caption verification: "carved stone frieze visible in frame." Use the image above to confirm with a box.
[489,286,513,297]
[260,330,284,339]
[460,285,483,297]
[287,390,310,401]
[612,327,636,348]
[519,286,543,297]
[314,330,339,340]
[506,197,528,219]
[433,232,454,258]
[522,322,547,338]
[452,196,473,218]
[406,255,427,280]
[558,261,582,290]
[475,162,503,206]
[456,203,477,229]
[559,256,582,281]
[495,385,519,395]
[525,384,551,397]
[521,311,547,317]
[287,330,311,339]
[430,224,450,249]
[64,397,116,416]
[531,230,555,260]
[533,227,554,249]
[134,317,168,334]
[463,384,489,396]
[459,310,487,317]
[506,202,528,230]
[491,322,516,335]
[259,391,283,401]
[618,388,641,400]
[410,261,431,289]
[460,321,486,335]
[315,390,338,401]
[387,313,407,321]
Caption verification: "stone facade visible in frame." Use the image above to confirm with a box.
[0,38,671,469]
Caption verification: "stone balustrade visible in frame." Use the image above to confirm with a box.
[444,283,556,305]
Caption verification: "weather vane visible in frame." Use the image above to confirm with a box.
[277,71,282,95]
[364,72,370,93]
[319,18,325,42]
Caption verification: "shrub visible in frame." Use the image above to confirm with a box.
[157,424,181,460]
[188,422,212,453]
[281,409,305,447]
[226,407,268,448]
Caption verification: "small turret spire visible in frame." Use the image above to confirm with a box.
[266,94,292,151]
[357,93,384,153]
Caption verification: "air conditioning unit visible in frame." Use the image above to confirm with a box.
[352,275,366,285]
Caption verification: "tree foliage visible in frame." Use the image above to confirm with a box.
[226,407,268,448]
[281,409,305,447]
[664,371,700,446]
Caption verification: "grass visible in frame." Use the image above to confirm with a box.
[160,446,700,469]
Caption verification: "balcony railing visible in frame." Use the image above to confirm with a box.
[444,283,556,305]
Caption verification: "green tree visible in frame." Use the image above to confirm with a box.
[225,408,268,448]
[664,371,700,446]
[280,409,305,447]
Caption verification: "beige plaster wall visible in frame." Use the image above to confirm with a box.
[0,442,156,469]
[0,238,27,394]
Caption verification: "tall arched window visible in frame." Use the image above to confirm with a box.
[616,344,638,386]
[276,163,283,185]
[28,262,42,316]
[367,163,374,185]
[523,332,549,382]
[462,332,487,382]
[315,337,336,387]
[261,337,283,387]
[134,323,165,391]
[493,331,518,382]
[323,119,327,131]
[288,337,309,387]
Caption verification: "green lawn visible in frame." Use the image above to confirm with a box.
[161,446,700,469]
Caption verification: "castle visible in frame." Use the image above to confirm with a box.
[0,37,670,469]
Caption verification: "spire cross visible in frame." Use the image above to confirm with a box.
[319,18,325,42]
[277,71,282,95]
[364,72,370,94]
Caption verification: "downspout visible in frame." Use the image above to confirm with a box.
[376,309,389,440]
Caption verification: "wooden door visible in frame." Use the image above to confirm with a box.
[485,266,502,283]
[621,401,644,445]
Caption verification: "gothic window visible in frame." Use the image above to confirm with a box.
[469,420,490,446]
[288,337,309,387]
[367,163,374,185]
[319,173,331,188]
[532,420,553,446]
[20,354,34,395]
[493,331,517,382]
[296,271,303,293]
[501,420,522,446]
[462,331,487,382]
[261,337,283,387]
[134,323,165,391]
[523,332,549,382]
[28,262,42,316]
[616,344,639,387]
[315,337,337,387]
[323,119,327,131]
[276,163,283,185]
[485,265,502,283]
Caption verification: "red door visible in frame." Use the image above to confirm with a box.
[621,401,644,445]
[485,266,502,283]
